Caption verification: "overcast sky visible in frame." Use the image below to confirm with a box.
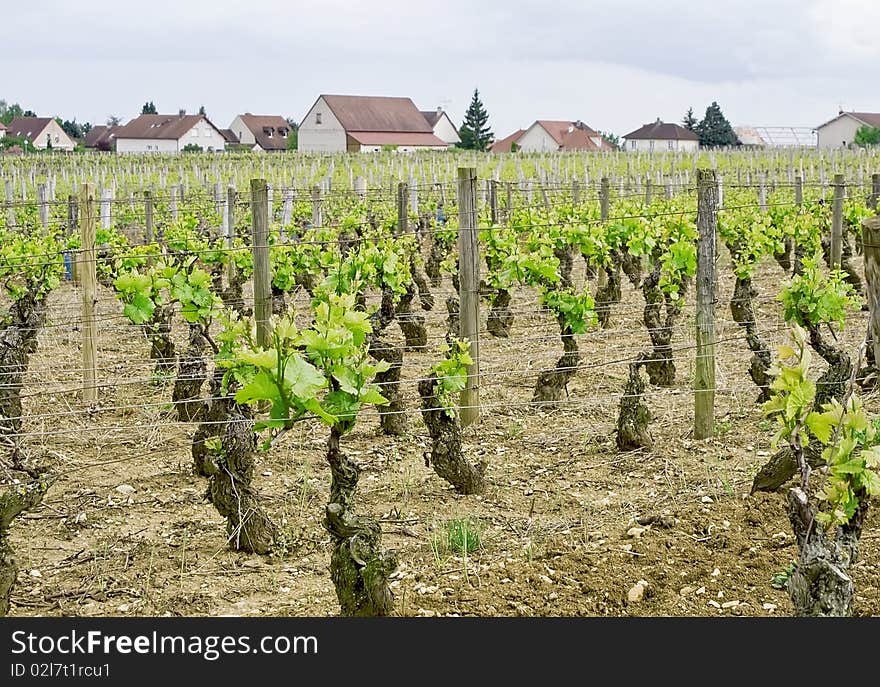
[4,0,879,138]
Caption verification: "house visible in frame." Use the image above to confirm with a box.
[83,125,121,151]
[298,95,448,153]
[420,107,461,145]
[113,113,227,153]
[490,129,526,153]
[513,120,613,152]
[228,114,291,151]
[0,122,5,140]
[815,111,880,148]
[6,117,76,151]
[622,119,699,152]
[219,129,240,149]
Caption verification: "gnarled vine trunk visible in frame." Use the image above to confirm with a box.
[192,372,277,552]
[145,304,176,377]
[533,315,580,403]
[616,356,652,451]
[595,260,622,329]
[726,249,774,402]
[486,288,513,338]
[410,256,434,311]
[0,289,55,616]
[418,375,487,494]
[641,261,681,387]
[325,425,396,616]
[369,290,406,436]
[774,236,793,273]
[786,486,867,616]
[396,282,427,351]
[751,324,851,493]
[172,323,208,423]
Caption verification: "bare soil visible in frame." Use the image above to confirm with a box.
[6,252,880,618]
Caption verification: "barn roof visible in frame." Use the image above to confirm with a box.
[319,95,434,133]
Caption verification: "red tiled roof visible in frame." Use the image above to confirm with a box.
[532,120,612,151]
[347,131,447,147]
[490,129,525,153]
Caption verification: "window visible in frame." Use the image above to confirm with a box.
[649,140,655,151]
[667,140,675,150]
[54,135,60,143]
[192,129,199,136]
[630,140,637,150]
[316,112,322,125]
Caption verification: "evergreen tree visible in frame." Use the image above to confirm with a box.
[458,88,493,151]
[695,102,738,147]
[682,107,698,131]
[141,101,157,114]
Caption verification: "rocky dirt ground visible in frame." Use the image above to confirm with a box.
[6,250,880,618]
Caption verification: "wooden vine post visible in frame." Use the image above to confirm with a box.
[250,179,271,348]
[457,167,481,427]
[79,183,98,404]
[863,217,880,367]
[694,169,717,440]
[397,181,407,235]
[598,177,610,288]
[871,173,880,211]
[226,186,236,285]
[831,173,844,269]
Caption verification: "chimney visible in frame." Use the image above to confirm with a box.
[436,106,442,114]
[178,108,186,117]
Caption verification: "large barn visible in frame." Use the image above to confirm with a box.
[298,95,448,153]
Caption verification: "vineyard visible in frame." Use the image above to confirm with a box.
[1,149,880,617]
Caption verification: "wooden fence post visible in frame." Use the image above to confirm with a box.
[795,175,803,207]
[311,185,322,228]
[831,173,844,269]
[598,177,610,289]
[863,217,880,366]
[226,186,236,286]
[37,183,49,232]
[144,190,154,267]
[694,169,717,441]
[397,181,408,235]
[870,173,880,211]
[457,167,480,427]
[4,179,15,228]
[251,179,271,348]
[79,183,98,404]
[489,180,498,225]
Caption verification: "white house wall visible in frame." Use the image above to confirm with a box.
[229,116,256,146]
[181,120,226,151]
[433,115,460,144]
[115,137,181,153]
[32,120,75,151]
[298,97,347,152]
[817,116,863,149]
[515,125,559,152]
[624,138,698,152]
